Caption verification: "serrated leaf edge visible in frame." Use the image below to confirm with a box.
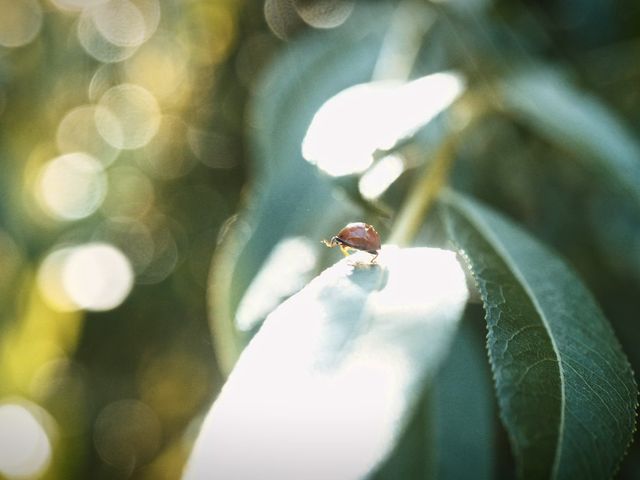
[443,196,638,479]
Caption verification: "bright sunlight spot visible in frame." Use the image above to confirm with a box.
[0,401,53,479]
[36,153,107,221]
[38,243,134,312]
[62,243,134,311]
[358,153,404,200]
[302,72,465,177]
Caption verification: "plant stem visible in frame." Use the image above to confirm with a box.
[388,136,457,246]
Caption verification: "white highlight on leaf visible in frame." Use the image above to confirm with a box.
[302,72,465,177]
[358,153,404,200]
[236,236,318,332]
[184,246,468,480]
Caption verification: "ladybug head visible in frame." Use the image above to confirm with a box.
[321,236,339,248]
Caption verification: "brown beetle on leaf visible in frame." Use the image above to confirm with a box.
[322,222,381,263]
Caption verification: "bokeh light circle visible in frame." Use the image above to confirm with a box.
[264,0,299,40]
[93,218,155,274]
[37,247,77,312]
[96,84,161,149]
[131,0,161,42]
[90,0,147,48]
[51,0,107,12]
[94,399,161,471]
[77,11,139,63]
[0,401,53,479]
[293,0,355,29]
[123,36,189,102]
[136,216,180,285]
[36,152,107,221]
[88,63,122,102]
[61,243,134,311]
[0,0,43,48]
[56,105,121,165]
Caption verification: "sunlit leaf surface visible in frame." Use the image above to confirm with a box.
[3,0,640,477]
[442,191,637,479]
[235,236,318,333]
[185,247,469,480]
[210,6,393,371]
[302,72,465,177]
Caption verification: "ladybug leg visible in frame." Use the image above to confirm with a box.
[339,245,351,257]
[369,251,378,263]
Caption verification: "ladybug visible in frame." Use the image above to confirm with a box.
[322,222,381,262]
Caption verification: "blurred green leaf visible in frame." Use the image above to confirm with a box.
[210,5,395,372]
[442,191,637,479]
[186,247,469,480]
[500,67,640,208]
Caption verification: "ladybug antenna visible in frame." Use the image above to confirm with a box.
[321,237,338,248]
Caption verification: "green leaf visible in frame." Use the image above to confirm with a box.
[301,71,465,177]
[369,387,436,480]
[441,191,637,479]
[209,5,393,372]
[185,247,469,480]
[500,67,640,208]
[433,314,496,479]
[372,314,495,480]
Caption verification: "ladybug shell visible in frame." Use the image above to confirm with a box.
[335,222,381,253]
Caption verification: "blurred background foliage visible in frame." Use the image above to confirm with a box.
[0,0,639,479]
